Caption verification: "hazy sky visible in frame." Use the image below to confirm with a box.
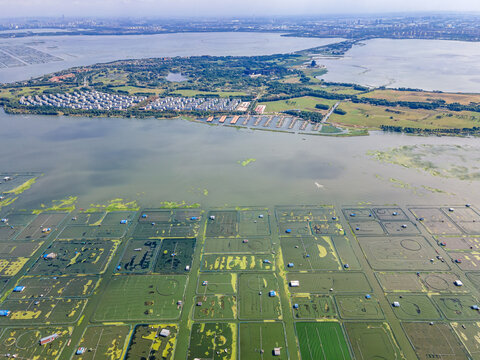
[1,0,480,18]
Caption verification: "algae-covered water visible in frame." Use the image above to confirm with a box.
[1,108,479,210]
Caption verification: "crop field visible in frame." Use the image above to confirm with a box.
[117,239,161,273]
[410,207,463,235]
[296,322,351,360]
[358,236,450,270]
[451,322,480,359]
[0,225,23,241]
[387,294,442,320]
[342,207,375,220]
[331,236,362,270]
[373,207,409,221]
[188,322,235,360]
[197,273,236,295]
[433,295,480,320]
[349,220,386,236]
[403,322,469,359]
[360,89,480,105]
[153,238,195,273]
[133,221,198,239]
[206,210,238,237]
[280,236,342,271]
[57,224,127,239]
[76,325,130,360]
[329,101,480,130]
[240,322,288,360]
[2,212,36,226]
[0,241,43,258]
[287,272,372,294]
[201,254,274,271]
[0,327,72,359]
[193,295,236,320]
[68,212,105,225]
[238,209,271,236]
[16,212,67,240]
[28,239,118,275]
[278,221,312,236]
[436,235,480,251]
[8,275,98,299]
[0,298,87,324]
[335,294,384,320]
[449,252,480,271]
[0,256,29,276]
[94,275,186,321]
[291,294,336,319]
[204,237,271,253]
[345,322,402,359]
[309,221,344,235]
[125,324,177,360]
[382,221,421,235]
[238,273,281,319]
[275,206,337,222]
[258,96,336,113]
[376,272,469,293]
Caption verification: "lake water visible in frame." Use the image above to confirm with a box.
[318,38,480,93]
[0,32,342,84]
[1,32,480,210]
[1,108,478,210]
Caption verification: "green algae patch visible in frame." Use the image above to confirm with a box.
[33,196,77,214]
[238,158,256,167]
[159,201,200,209]
[5,177,37,195]
[368,144,480,181]
[0,197,17,210]
[84,198,139,212]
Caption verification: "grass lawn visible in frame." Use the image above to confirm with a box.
[296,322,351,360]
[259,96,336,113]
[360,89,480,105]
[329,101,480,130]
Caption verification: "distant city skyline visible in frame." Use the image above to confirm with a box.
[1,0,480,18]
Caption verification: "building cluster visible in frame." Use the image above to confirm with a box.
[144,96,243,112]
[19,91,146,111]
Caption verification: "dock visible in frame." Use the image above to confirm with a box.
[219,115,227,123]
[230,115,239,124]
[206,116,214,122]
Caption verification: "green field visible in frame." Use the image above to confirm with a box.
[403,322,469,359]
[452,322,480,359]
[258,96,336,113]
[280,236,342,271]
[240,322,288,359]
[345,322,403,359]
[76,325,130,360]
[296,322,351,360]
[387,294,442,320]
[0,298,87,324]
[93,275,186,321]
[292,295,336,319]
[28,239,119,275]
[8,275,98,299]
[201,254,274,271]
[286,272,372,294]
[196,273,237,294]
[117,239,161,273]
[335,295,384,320]
[187,323,235,360]
[433,295,480,320]
[238,273,282,320]
[0,327,72,360]
[204,237,271,253]
[153,238,196,273]
[125,324,177,360]
[193,295,236,320]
